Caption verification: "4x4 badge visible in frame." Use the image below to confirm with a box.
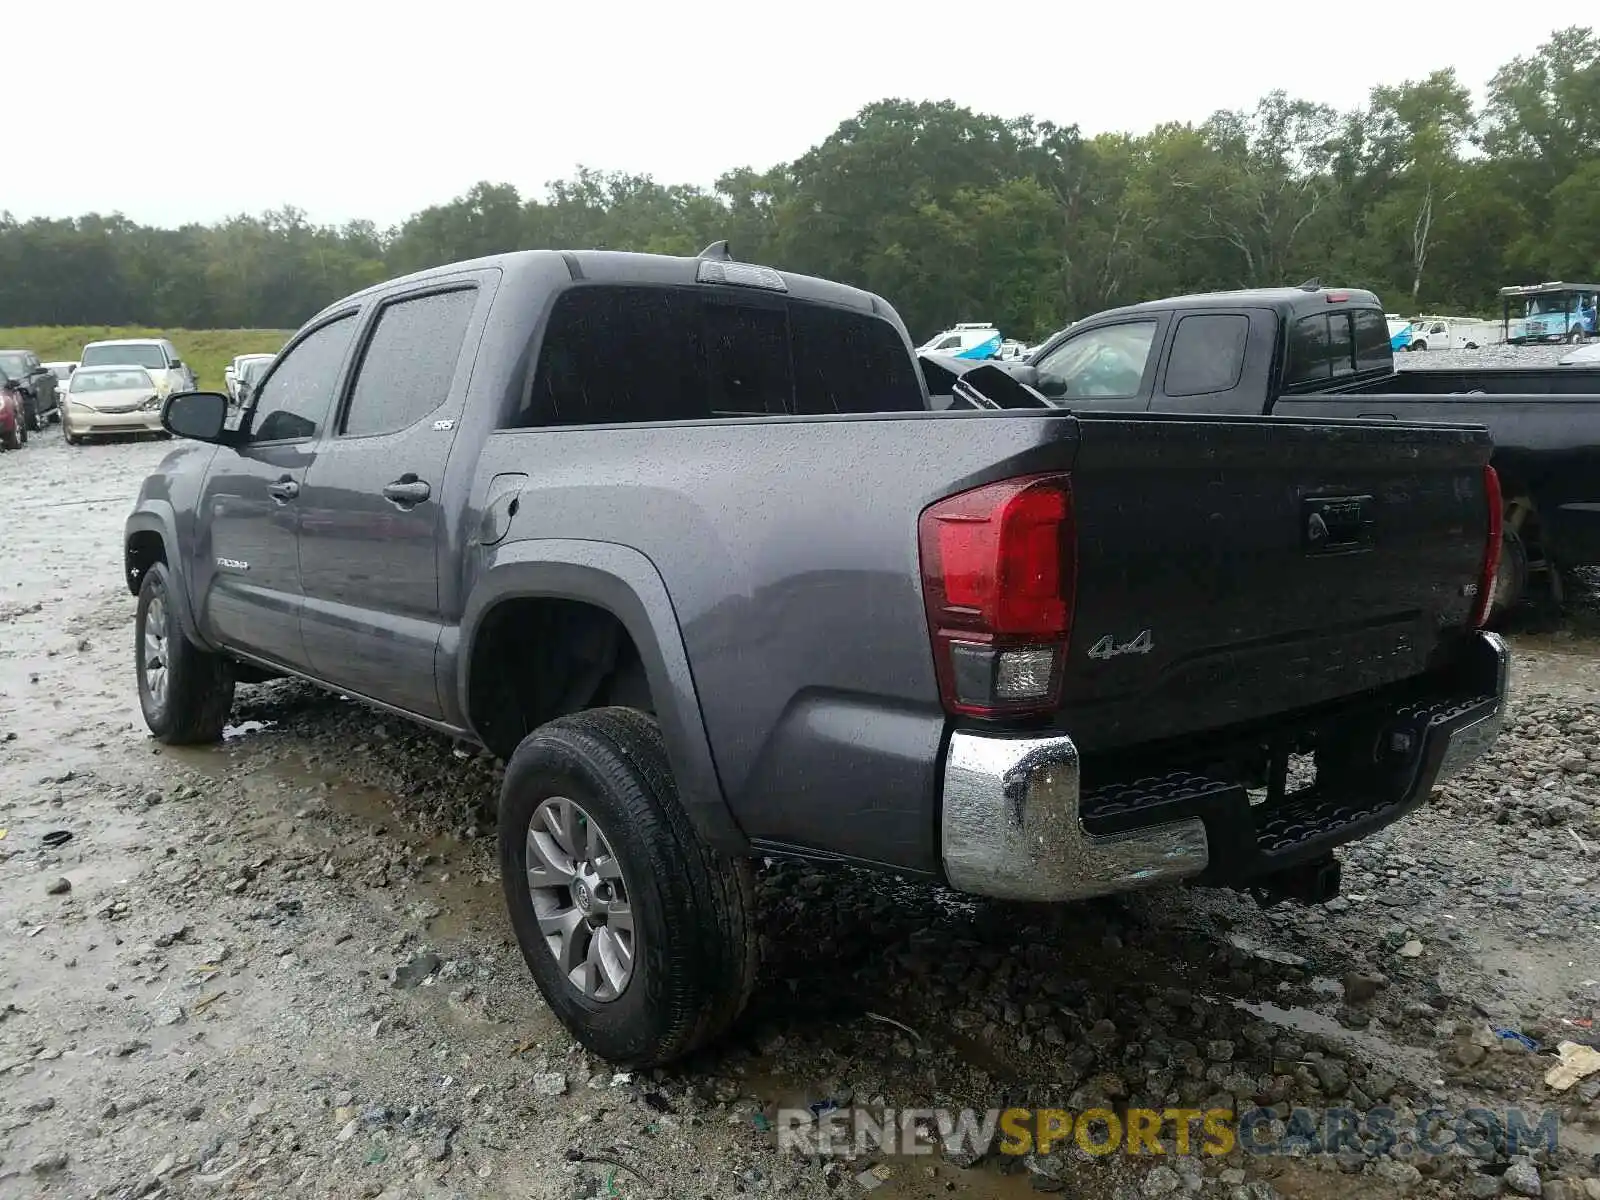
[1087,630,1153,660]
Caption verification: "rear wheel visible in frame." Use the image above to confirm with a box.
[135,561,235,744]
[24,400,40,433]
[1,425,17,450]
[499,707,757,1067]
[1488,523,1529,624]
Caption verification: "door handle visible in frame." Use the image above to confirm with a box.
[267,477,300,502]
[382,475,431,507]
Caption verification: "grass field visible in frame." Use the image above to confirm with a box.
[0,327,293,392]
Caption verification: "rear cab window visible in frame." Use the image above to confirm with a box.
[510,285,924,427]
[1287,307,1393,386]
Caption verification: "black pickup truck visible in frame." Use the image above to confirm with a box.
[126,248,1506,1066]
[934,285,1600,615]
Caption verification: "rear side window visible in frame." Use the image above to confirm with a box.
[1165,314,1248,396]
[342,289,477,437]
[1352,309,1393,372]
[515,285,923,427]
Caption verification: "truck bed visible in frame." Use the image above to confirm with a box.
[471,405,1496,872]
[1280,378,1600,564]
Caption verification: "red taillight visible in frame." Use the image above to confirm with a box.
[1471,464,1503,628]
[919,473,1077,717]
[1325,291,1350,303]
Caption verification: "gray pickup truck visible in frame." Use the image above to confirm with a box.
[126,246,1508,1066]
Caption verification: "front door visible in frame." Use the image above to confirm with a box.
[195,312,360,668]
[1029,318,1166,411]
[297,283,485,718]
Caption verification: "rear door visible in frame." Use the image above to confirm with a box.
[296,276,490,717]
[195,312,360,667]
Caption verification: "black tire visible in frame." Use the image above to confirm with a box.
[1410,340,1427,352]
[65,434,81,446]
[1570,329,1585,344]
[1488,523,1529,624]
[135,561,235,744]
[1,427,16,451]
[499,707,757,1067]
[24,399,40,433]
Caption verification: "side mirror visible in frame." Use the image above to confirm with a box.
[169,358,185,369]
[1034,371,1068,398]
[163,391,233,443]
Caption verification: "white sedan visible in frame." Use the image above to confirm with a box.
[61,366,168,444]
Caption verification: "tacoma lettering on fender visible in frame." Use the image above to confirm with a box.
[125,246,1508,1067]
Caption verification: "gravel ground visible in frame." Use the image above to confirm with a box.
[1395,343,1586,370]
[2,414,1599,1200]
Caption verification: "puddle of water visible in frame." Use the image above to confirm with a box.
[222,719,276,741]
[1228,997,1437,1079]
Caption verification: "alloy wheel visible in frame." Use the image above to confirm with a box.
[524,796,636,1001]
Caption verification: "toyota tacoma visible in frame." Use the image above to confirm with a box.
[125,247,1508,1066]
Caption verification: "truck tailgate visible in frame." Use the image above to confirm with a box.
[1057,412,1494,751]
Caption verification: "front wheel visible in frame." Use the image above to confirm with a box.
[499,708,757,1067]
[1410,340,1427,352]
[1570,329,1586,344]
[135,561,235,743]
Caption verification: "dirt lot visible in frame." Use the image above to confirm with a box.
[2,424,1599,1200]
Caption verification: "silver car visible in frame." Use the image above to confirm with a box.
[61,367,168,444]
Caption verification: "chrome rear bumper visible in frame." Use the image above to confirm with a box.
[939,631,1508,902]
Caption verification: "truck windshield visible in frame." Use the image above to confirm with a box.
[1527,296,1593,316]
[81,344,167,370]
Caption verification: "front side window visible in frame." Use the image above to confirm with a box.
[341,289,477,437]
[1033,321,1158,400]
[249,315,357,442]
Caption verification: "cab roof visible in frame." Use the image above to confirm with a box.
[313,248,894,323]
[1084,285,1384,324]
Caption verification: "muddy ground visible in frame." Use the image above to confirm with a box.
[2,419,1599,1200]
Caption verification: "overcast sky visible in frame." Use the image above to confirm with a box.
[14,1,1564,231]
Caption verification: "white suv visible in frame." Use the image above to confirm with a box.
[78,339,197,398]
